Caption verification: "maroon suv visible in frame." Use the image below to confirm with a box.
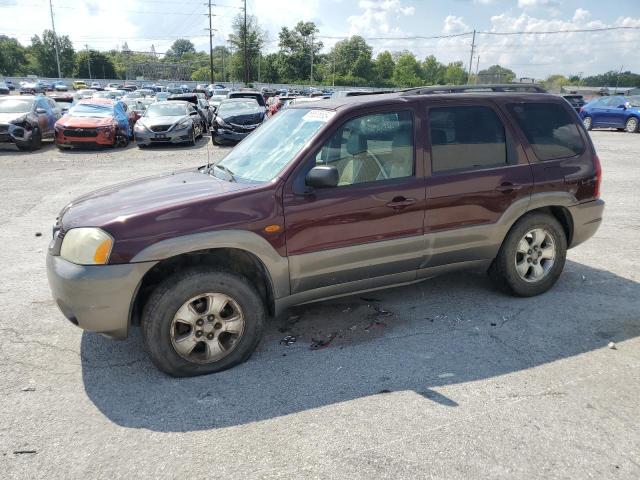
[46,85,604,377]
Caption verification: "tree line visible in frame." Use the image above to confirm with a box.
[1,17,639,89]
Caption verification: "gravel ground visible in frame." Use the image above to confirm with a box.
[0,131,639,479]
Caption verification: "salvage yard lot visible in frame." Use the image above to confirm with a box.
[1,131,639,479]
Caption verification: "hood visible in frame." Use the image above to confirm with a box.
[56,116,116,128]
[0,112,29,124]
[139,115,185,127]
[60,169,252,230]
[218,110,265,125]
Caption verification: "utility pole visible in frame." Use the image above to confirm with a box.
[205,0,216,85]
[332,50,335,87]
[474,55,480,85]
[243,0,248,84]
[614,65,624,94]
[48,0,62,78]
[310,32,314,85]
[85,44,92,79]
[467,29,476,85]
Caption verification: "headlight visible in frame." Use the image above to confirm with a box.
[216,117,228,127]
[60,227,113,265]
[175,119,190,130]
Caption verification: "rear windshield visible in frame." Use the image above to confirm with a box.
[507,103,584,161]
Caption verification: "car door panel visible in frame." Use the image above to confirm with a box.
[283,106,426,295]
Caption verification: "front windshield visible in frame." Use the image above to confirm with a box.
[0,98,33,113]
[145,103,186,117]
[218,100,260,114]
[215,108,333,183]
[69,103,114,118]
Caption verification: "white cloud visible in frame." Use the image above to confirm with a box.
[347,0,415,37]
[443,15,470,34]
[518,0,559,8]
[572,8,591,23]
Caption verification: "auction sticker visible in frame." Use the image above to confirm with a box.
[303,110,336,122]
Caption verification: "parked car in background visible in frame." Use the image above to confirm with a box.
[19,81,46,95]
[93,90,120,100]
[90,82,103,91]
[155,92,171,102]
[50,94,74,115]
[121,98,151,122]
[228,90,266,109]
[106,83,123,90]
[208,89,229,110]
[134,100,205,148]
[75,88,97,100]
[267,96,296,116]
[137,88,156,98]
[0,82,10,96]
[45,88,604,376]
[560,94,585,113]
[72,80,88,90]
[212,98,266,145]
[180,84,190,93]
[168,93,210,128]
[54,98,133,149]
[580,95,640,133]
[0,95,61,150]
[4,79,15,91]
[53,81,69,92]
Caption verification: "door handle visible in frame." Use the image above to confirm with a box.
[495,182,523,193]
[386,196,416,209]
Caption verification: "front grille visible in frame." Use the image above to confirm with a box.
[63,128,98,137]
[0,124,8,134]
[150,125,172,132]
[229,123,258,132]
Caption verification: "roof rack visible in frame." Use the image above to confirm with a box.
[400,84,547,96]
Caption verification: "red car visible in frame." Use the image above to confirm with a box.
[54,98,134,149]
[267,96,296,116]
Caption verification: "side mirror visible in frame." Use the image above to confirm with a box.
[190,111,199,116]
[36,108,47,114]
[306,165,339,189]
[617,104,626,109]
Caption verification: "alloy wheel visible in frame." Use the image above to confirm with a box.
[170,293,245,364]
[514,228,556,283]
[626,117,638,133]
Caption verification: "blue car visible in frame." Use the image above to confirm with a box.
[580,95,640,133]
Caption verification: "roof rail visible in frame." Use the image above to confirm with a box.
[400,84,547,96]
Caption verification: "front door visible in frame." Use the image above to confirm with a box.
[282,107,426,294]
[423,102,533,269]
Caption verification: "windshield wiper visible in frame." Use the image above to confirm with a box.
[213,164,237,182]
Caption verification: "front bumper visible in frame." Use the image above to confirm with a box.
[46,254,156,339]
[212,128,250,144]
[55,128,116,147]
[135,127,191,145]
[0,122,34,146]
[567,199,605,248]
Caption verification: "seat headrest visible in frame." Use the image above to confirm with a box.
[346,133,367,156]
[431,129,447,145]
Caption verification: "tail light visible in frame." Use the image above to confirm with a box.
[593,154,602,199]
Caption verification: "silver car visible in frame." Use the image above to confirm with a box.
[134,100,204,148]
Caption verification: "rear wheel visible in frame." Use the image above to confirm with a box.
[625,117,639,133]
[489,212,567,297]
[189,127,197,146]
[142,268,265,377]
[582,116,593,131]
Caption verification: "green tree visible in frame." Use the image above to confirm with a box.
[329,36,373,84]
[75,50,116,79]
[422,55,445,85]
[0,37,27,76]
[392,52,422,87]
[228,14,265,83]
[164,39,196,61]
[477,64,516,84]
[541,74,570,91]
[374,51,395,81]
[583,70,640,87]
[29,30,75,77]
[277,21,322,83]
[443,61,468,85]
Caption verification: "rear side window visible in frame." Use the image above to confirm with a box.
[429,105,507,173]
[508,103,584,161]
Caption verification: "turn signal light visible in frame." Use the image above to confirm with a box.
[264,224,281,233]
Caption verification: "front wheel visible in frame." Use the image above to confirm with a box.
[489,213,567,297]
[625,117,639,133]
[17,127,42,151]
[142,268,265,377]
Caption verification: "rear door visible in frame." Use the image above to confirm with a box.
[282,105,426,294]
[423,100,533,269]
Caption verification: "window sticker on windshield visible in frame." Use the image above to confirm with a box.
[302,110,335,122]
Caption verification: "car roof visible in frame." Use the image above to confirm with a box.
[77,98,114,106]
[290,91,564,112]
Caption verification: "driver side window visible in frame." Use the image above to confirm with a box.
[314,111,414,186]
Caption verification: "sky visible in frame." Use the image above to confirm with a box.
[1,0,639,79]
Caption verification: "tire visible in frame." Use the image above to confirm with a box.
[141,268,265,377]
[489,212,567,297]
[582,116,593,131]
[625,117,639,133]
[16,127,42,151]
[189,127,196,146]
[197,123,204,139]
